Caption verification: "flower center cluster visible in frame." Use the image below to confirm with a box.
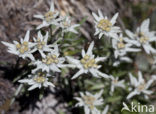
[80,55,97,69]
[138,32,149,44]
[113,79,118,84]
[34,76,45,83]
[83,95,96,110]
[16,41,29,54]
[63,21,70,27]
[34,72,46,83]
[44,11,55,22]
[97,19,112,32]
[117,38,125,49]
[137,82,146,91]
[42,54,59,65]
[37,38,45,49]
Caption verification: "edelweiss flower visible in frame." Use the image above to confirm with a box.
[125,19,156,54]
[34,1,61,29]
[92,10,121,39]
[32,44,71,73]
[19,71,55,91]
[2,31,35,61]
[66,42,109,79]
[33,31,53,58]
[110,75,125,93]
[59,16,80,34]
[112,33,140,58]
[127,71,156,99]
[75,90,103,114]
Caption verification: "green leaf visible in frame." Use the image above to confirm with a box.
[58,110,65,114]
[79,16,88,25]
[107,96,122,103]
[90,84,104,90]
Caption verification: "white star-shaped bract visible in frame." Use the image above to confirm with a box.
[75,90,104,114]
[112,33,140,58]
[34,1,61,29]
[127,71,156,99]
[92,10,121,39]
[110,75,125,93]
[18,71,55,91]
[33,31,54,58]
[125,18,156,54]
[66,41,109,79]
[2,31,36,61]
[59,16,80,34]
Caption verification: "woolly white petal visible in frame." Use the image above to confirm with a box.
[89,69,100,78]
[26,54,35,61]
[120,57,132,63]
[96,70,109,79]
[1,41,15,49]
[84,106,90,114]
[95,90,103,99]
[66,56,80,65]
[141,18,150,33]
[81,49,86,57]
[110,12,118,25]
[129,73,137,87]
[127,90,139,99]
[87,41,94,55]
[102,105,109,114]
[98,9,103,18]
[18,79,30,83]
[24,31,30,42]
[72,69,84,79]
[142,90,153,95]
[50,1,55,12]
[36,21,49,29]
[39,50,46,58]
[138,71,144,83]
[95,57,107,62]
[50,65,61,72]
[45,81,55,87]
[125,30,135,39]
[28,84,39,91]
[33,14,44,19]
